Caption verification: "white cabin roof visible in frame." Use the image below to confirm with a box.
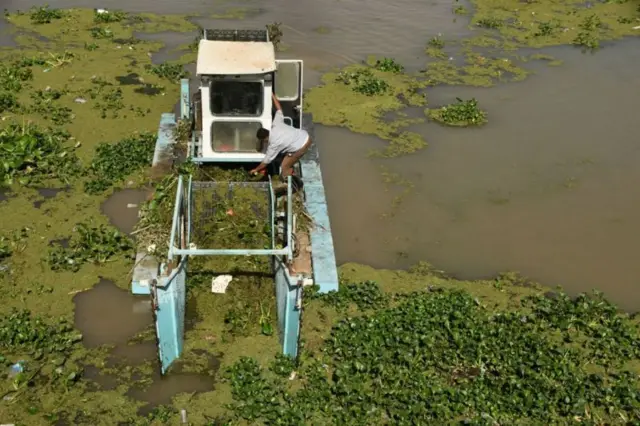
[196,40,276,76]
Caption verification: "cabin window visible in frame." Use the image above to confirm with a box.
[211,121,263,153]
[210,81,263,116]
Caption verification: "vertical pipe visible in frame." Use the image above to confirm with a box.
[168,176,184,261]
[283,276,290,352]
[286,175,293,261]
[187,175,192,245]
[180,78,190,120]
[268,176,275,249]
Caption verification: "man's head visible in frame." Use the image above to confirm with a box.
[256,128,270,144]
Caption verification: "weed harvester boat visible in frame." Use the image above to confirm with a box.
[130,28,338,374]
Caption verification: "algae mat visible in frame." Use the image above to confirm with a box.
[303,0,640,156]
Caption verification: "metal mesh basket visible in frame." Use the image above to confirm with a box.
[189,181,273,250]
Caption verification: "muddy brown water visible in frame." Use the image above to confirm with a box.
[321,41,640,311]
[74,279,216,409]
[101,188,150,234]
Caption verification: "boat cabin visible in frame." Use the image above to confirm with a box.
[191,37,304,163]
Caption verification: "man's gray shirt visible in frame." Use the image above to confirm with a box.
[263,110,309,164]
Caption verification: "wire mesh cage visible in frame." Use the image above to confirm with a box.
[189,181,275,250]
[201,29,268,42]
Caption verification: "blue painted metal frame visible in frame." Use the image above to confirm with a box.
[152,113,177,168]
[132,112,177,294]
[274,258,301,357]
[155,256,188,374]
[150,75,338,373]
[167,177,185,262]
[180,78,190,120]
[300,115,339,293]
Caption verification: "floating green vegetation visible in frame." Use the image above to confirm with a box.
[93,9,128,24]
[266,22,284,51]
[145,62,188,82]
[414,0,640,89]
[216,265,640,425]
[305,57,428,157]
[29,5,65,25]
[379,165,414,219]
[84,132,157,194]
[426,97,488,127]
[373,57,405,73]
[0,310,84,403]
[336,68,390,96]
[314,26,332,34]
[48,222,134,272]
[0,7,246,423]
[210,7,260,20]
[526,53,564,66]
[468,0,639,49]
[426,35,447,58]
[424,53,530,87]
[0,123,81,187]
[573,14,605,50]
[453,5,468,14]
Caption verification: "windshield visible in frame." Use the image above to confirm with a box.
[211,121,263,153]
[210,81,263,116]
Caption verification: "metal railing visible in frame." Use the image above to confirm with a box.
[167,175,294,262]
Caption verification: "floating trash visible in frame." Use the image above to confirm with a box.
[211,275,233,293]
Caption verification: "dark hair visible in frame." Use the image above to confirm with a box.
[256,128,270,140]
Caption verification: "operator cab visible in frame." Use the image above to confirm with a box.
[189,29,304,164]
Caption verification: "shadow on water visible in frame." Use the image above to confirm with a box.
[74,279,217,410]
[115,72,165,95]
[33,188,66,208]
[101,189,150,234]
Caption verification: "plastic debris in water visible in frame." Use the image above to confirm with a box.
[8,361,24,378]
[211,275,233,293]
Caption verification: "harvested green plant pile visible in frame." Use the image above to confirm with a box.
[191,185,271,250]
[222,278,640,425]
[427,97,488,127]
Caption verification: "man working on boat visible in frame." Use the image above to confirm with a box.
[249,93,312,182]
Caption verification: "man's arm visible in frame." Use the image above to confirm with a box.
[250,143,279,175]
[250,162,268,175]
[272,92,282,112]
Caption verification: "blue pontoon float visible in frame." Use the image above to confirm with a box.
[131,29,339,374]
